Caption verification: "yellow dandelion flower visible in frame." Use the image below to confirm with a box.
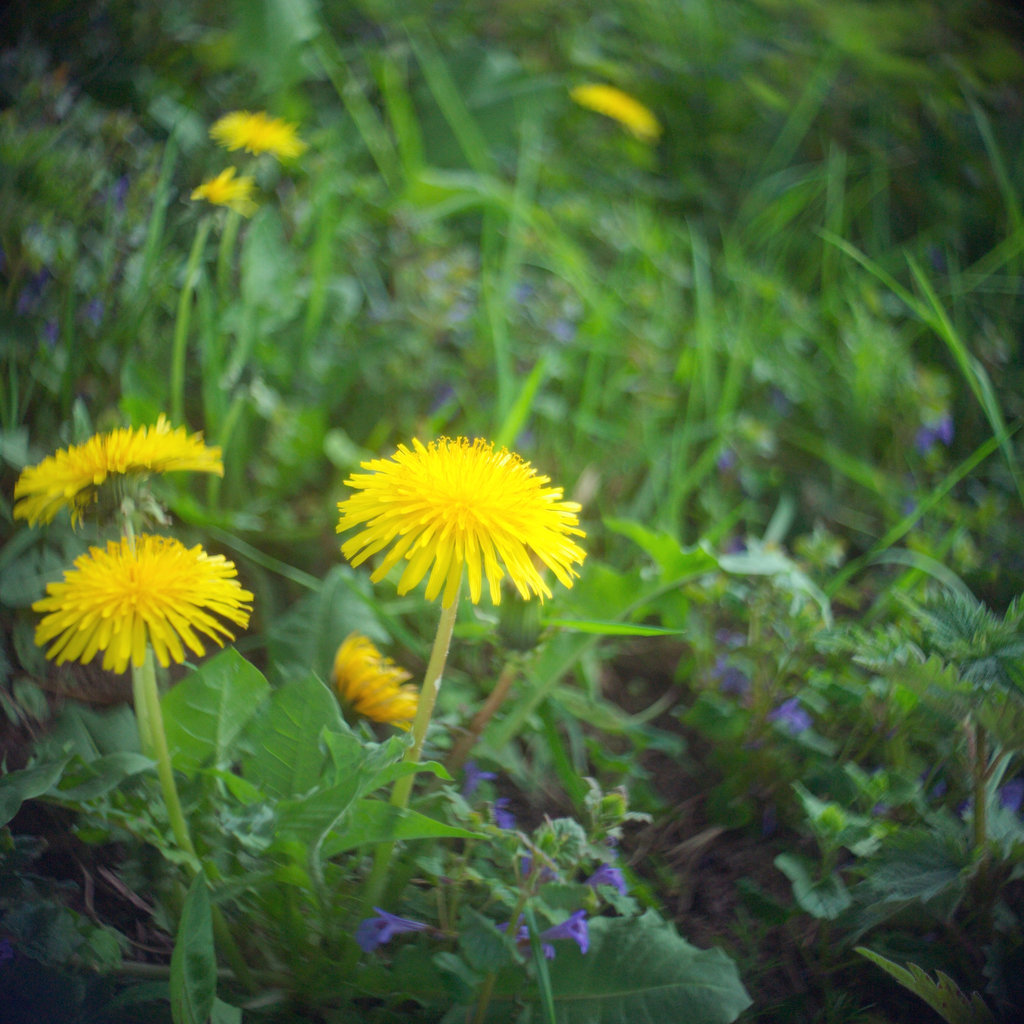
[337,437,586,608]
[331,633,418,729]
[14,415,223,527]
[210,110,307,161]
[190,167,258,216]
[570,83,662,143]
[33,535,253,675]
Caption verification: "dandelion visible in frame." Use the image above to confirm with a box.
[210,110,307,160]
[337,436,586,608]
[570,83,662,143]
[355,908,430,953]
[13,416,223,527]
[32,535,253,674]
[190,167,258,216]
[331,632,418,729]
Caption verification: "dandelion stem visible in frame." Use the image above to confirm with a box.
[171,215,212,426]
[361,589,461,911]
[132,648,198,864]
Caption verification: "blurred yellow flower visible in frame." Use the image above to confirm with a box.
[570,83,662,143]
[190,167,258,216]
[210,110,307,160]
[14,415,223,526]
[33,535,253,674]
[331,633,418,729]
[337,437,586,608]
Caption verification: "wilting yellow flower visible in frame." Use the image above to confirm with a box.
[570,83,662,143]
[331,633,417,729]
[337,437,586,608]
[210,110,307,160]
[190,167,258,216]
[33,535,253,674]
[14,415,223,527]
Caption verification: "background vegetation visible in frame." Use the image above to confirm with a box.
[3,0,1024,1021]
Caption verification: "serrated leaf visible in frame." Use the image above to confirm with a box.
[240,672,344,798]
[170,875,216,1024]
[856,947,996,1024]
[162,648,270,776]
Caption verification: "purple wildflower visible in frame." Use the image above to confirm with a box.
[461,760,496,799]
[354,908,430,953]
[915,414,954,455]
[521,856,558,883]
[716,448,737,472]
[83,298,104,326]
[113,174,130,211]
[0,938,13,964]
[999,779,1024,815]
[585,864,627,896]
[493,797,516,830]
[768,697,812,736]
[711,655,751,697]
[16,268,50,316]
[539,910,589,956]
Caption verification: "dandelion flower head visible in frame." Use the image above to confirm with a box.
[14,415,223,526]
[331,633,418,729]
[570,83,662,143]
[210,110,307,160]
[337,437,586,608]
[190,167,258,216]
[33,535,253,675]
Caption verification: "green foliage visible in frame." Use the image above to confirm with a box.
[856,947,996,1024]
[170,875,217,1024]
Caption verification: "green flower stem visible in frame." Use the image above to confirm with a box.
[361,588,461,912]
[133,646,257,994]
[391,591,461,809]
[171,215,212,426]
[132,648,197,864]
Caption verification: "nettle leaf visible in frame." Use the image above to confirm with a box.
[162,648,270,776]
[170,875,216,1024]
[856,947,996,1024]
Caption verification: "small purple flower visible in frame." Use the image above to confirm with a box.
[999,779,1024,815]
[539,910,589,956]
[43,320,59,348]
[915,414,954,455]
[711,655,751,697]
[585,864,627,896]
[113,174,130,211]
[768,697,812,736]
[493,797,516,830]
[16,268,50,316]
[549,318,577,344]
[461,760,496,799]
[0,938,13,964]
[83,298,104,326]
[521,856,558,883]
[716,448,737,472]
[355,908,430,953]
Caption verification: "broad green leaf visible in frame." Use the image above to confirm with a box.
[506,911,751,1024]
[604,518,719,583]
[774,853,851,920]
[856,947,996,1024]
[36,703,141,762]
[541,619,685,637]
[322,798,479,856]
[54,752,153,801]
[240,672,345,798]
[162,648,270,776]
[0,756,71,825]
[170,875,216,1024]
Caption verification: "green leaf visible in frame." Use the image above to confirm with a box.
[170,875,216,1024]
[540,619,685,637]
[321,798,479,856]
[774,853,851,920]
[54,752,153,801]
[541,911,750,1024]
[162,648,270,776]
[0,756,71,825]
[856,947,996,1024]
[603,519,719,583]
[240,672,345,798]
